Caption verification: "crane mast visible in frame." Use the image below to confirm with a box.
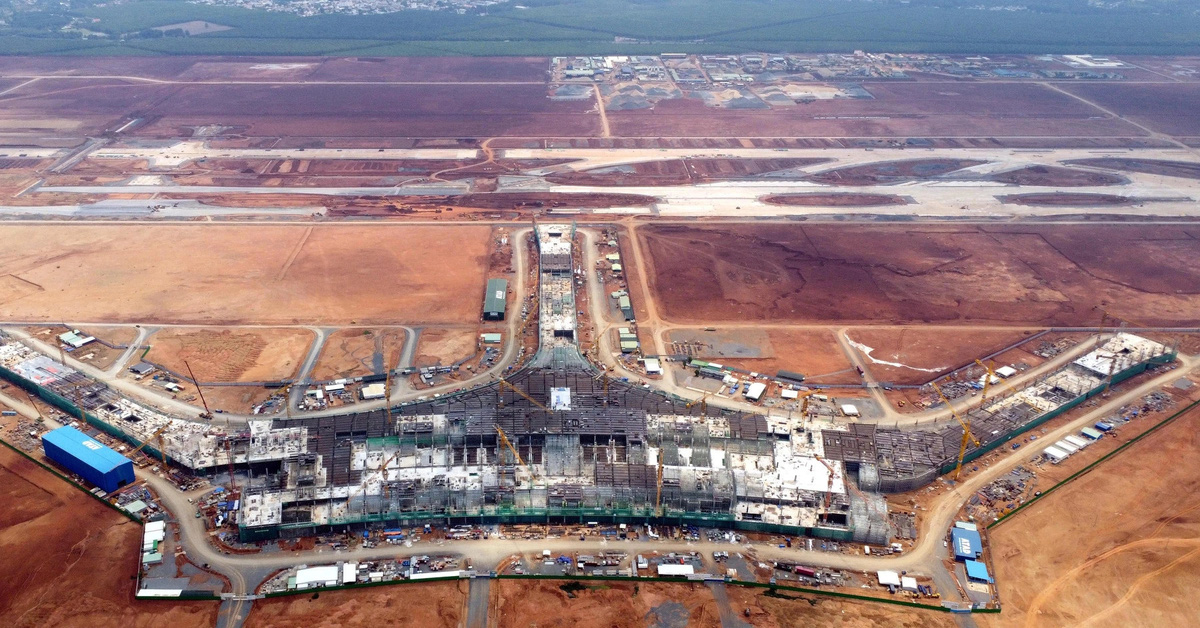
[931,382,982,481]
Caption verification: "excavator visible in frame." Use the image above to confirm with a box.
[931,382,981,481]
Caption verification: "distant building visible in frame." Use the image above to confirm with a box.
[42,425,135,493]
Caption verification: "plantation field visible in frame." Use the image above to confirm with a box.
[2,0,1198,56]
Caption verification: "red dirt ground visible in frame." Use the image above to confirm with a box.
[246,580,468,627]
[0,446,218,628]
[1065,158,1200,180]
[0,224,492,325]
[547,157,827,186]
[636,224,1200,326]
[846,328,1037,386]
[989,165,1124,186]
[133,84,598,138]
[684,328,861,385]
[805,159,985,185]
[610,82,1143,138]
[981,400,1200,628]
[1060,82,1200,137]
[999,192,1133,206]
[761,193,908,206]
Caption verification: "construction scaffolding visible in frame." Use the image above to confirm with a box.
[825,333,1176,493]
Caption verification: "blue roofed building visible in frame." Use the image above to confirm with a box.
[964,559,992,583]
[951,527,983,561]
[42,425,135,493]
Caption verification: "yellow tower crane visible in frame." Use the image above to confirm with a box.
[497,378,552,413]
[495,425,536,481]
[798,390,817,415]
[685,392,711,415]
[813,455,837,522]
[931,382,981,481]
[655,448,664,516]
[974,359,996,406]
[130,424,171,462]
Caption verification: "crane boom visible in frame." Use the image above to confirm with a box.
[974,359,995,406]
[495,425,536,480]
[931,382,981,481]
[655,448,664,515]
[130,424,170,459]
[498,378,551,413]
[685,392,710,414]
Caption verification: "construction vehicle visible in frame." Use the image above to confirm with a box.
[182,360,213,420]
[931,382,981,481]
[497,378,551,413]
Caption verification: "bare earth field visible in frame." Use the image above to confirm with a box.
[845,328,1038,386]
[670,328,859,384]
[0,445,218,628]
[609,82,1144,138]
[413,327,479,368]
[491,579,957,628]
[636,224,1200,326]
[245,580,467,627]
[144,327,314,383]
[725,585,958,628]
[3,60,1199,140]
[0,224,491,325]
[310,328,407,381]
[1061,82,1200,137]
[493,579,721,628]
[982,402,1200,628]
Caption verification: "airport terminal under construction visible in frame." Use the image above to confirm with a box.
[0,223,1178,550]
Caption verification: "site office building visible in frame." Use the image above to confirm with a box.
[42,425,135,493]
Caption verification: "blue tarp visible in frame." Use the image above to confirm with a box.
[965,559,992,583]
[952,528,983,560]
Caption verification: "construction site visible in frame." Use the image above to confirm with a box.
[2,52,1200,628]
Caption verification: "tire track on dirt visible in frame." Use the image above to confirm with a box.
[275,225,313,281]
[1076,545,1200,627]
